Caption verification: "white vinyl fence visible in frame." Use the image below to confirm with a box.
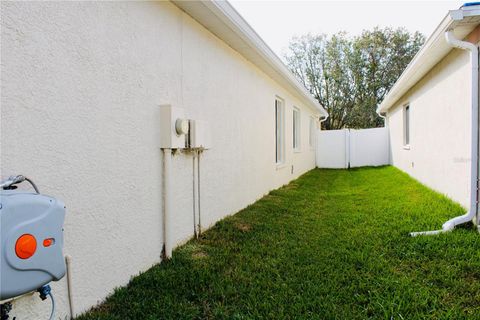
[316,127,390,168]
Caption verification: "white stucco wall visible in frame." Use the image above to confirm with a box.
[0,2,319,318]
[387,48,472,208]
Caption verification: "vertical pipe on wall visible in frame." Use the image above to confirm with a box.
[410,30,479,236]
[316,115,329,167]
[197,150,202,236]
[377,106,391,166]
[376,111,387,127]
[442,30,479,231]
[476,40,480,229]
[65,255,74,319]
[163,148,173,258]
[192,151,198,239]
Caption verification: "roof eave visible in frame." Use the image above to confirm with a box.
[171,0,328,117]
[378,5,480,114]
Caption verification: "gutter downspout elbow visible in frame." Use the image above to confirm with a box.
[376,107,387,127]
[410,30,479,236]
[316,114,329,168]
[319,114,329,128]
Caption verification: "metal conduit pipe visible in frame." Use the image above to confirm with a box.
[410,30,479,236]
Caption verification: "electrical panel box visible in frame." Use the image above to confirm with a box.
[189,120,212,149]
[159,104,188,149]
[0,191,66,300]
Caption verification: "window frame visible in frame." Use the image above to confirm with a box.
[275,98,285,164]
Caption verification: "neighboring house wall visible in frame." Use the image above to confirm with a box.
[1,2,318,318]
[387,48,472,208]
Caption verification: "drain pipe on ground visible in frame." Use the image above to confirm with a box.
[410,30,479,236]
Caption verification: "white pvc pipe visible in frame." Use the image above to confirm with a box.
[197,150,202,235]
[192,151,198,238]
[376,109,392,164]
[319,114,328,127]
[376,110,387,127]
[163,149,173,258]
[316,115,329,168]
[410,30,479,236]
[65,255,74,319]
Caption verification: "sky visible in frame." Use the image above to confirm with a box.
[230,0,465,58]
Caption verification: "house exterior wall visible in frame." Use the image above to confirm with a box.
[0,2,318,318]
[386,47,472,208]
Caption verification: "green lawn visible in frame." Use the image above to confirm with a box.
[78,167,480,319]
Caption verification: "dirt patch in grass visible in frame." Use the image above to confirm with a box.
[235,222,251,232]
[192,250,208,260]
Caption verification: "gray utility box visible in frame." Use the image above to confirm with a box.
[0,191,66,300]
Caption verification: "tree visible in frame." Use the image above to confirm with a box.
[285,28,425,129]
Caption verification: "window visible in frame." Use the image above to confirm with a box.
[404,105,410,146]
[275,98,285,164]
[293,107,301,151]
[309,116,315,148]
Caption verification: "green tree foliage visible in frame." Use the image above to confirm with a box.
[285,27,425,129]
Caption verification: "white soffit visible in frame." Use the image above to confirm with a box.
[171,0,328,117]
[378,4,480,113]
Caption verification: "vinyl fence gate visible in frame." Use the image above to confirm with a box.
[316,127,390,169]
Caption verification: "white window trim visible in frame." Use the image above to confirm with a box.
[293,107,301,153]
[403,104,410,149]
[275,97,285,165]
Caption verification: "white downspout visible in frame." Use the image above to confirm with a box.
[376,110,387,127]
[163,149,173,258]
[410,30,479,236]
[377,108,391,164]
[319,114,329,126]
[315,115,329,168]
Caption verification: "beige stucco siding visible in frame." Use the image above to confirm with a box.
[1,1,318,318]
[387,47,472,208]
